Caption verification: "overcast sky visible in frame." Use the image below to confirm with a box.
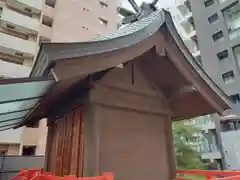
[121,0,175,11]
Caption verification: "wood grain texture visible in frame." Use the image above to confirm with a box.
[45,107,84,177]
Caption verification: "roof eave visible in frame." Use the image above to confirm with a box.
[163,10,231,113]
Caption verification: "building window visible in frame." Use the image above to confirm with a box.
[42,15,53,27]
[208,13,218,24]
[100,1,108,8]
[222,70,235,84]
[6,24,15,30]
[217,50,228,60]
[212,30,224,42]
[204,0,214,7]
[99,18,108,26]
[24,7,32,13]
[15,52,23,57]
[229,94,240,104]
[45,0,56,8]
[22,146,36,156]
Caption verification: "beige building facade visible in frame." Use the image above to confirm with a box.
[0,0,120,155]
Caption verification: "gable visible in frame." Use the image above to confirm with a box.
[89,63,170,116]
[100,63,160,95]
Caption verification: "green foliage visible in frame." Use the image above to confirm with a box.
[173,121,206,170]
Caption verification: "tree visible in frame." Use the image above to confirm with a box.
[173,121,206,170]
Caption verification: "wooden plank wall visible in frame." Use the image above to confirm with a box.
[45,107,84,177]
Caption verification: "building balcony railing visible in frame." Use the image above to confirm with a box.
[0,7,40,34]
[189,30,196,39]
[6,0,43,14]
[0,32,37,57]
[43,4,54,19]
[201,151,222,160]
[0,127,24,144]
[229,26,240,40]
[39,24,52,40]
[195,121,215,132]
[218,0,228,3]
[180,12,193,25]
[178,3,192,18]
[0,60,31,77]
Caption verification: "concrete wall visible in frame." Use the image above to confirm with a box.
[84,64,173,180]
[51,0,119,42]
[0,128,23,144]
[221,130,240,170]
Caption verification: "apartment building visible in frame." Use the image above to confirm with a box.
[167,0,201,65]
[168,0,240,170]
[0,0,119,156]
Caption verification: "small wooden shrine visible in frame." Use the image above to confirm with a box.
[0,10,230,180]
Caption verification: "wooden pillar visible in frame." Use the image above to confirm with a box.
[164,118,176,179]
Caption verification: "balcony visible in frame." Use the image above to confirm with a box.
[0,7,40,33]
[6,0,43,14]
[233,46,240,69]
[185,39,200,58]
[0,60,31,77]
[219,0,238,4]
[223,2,240,40]
[0,32,37,57]
[229,26,240,40]
[219,0,227,3]
[43,4,54,19]
[192,49,200,58]
[195,120,215,132]
[181,22,195,37]
[40,24,52,40]
[0,127,24,144]
[180,13,193,27]
[201,151,221,160]
[178,3,192,20]
[189,30,196,39]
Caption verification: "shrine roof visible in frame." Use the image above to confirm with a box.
[0,9,231,130]
[30,10,166,77]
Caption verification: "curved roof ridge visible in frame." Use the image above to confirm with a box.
[91,9,164,42]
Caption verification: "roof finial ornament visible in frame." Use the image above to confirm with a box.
[122,0,160,24]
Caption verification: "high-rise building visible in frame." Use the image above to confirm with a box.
[0,0,120,155]
[168,0,240,170]
[167,0,201,65]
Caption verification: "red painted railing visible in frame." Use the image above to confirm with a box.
[9,169,113,180]
[10,168,240,180]
[176,169,240,180]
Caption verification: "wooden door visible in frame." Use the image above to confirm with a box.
[45,107,84,177]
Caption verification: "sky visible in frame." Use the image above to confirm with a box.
[121,0,175,11]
